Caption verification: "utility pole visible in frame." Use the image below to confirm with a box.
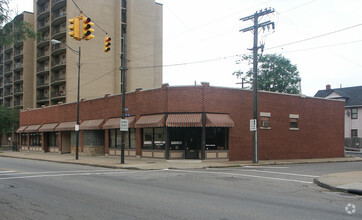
[240,8,275,163]
[120,33,127,164]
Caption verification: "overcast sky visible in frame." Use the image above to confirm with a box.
[9,0,362,96]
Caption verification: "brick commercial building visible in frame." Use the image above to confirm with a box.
[16,83,345,161]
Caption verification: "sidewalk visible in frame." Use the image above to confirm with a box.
[1,150,361,195]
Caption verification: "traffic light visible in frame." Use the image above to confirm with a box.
[69,17,81,40]
[104,34,111,53]
[82,16,94,40]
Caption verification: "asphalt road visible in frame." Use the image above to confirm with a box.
[0,157,361,220]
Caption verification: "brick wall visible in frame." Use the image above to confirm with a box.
[19,84,345,160]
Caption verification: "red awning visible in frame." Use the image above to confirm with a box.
[135,114,165,128]
[55,121,76,131]
[39,123,59,132]
[16,126,27,133]
[103,117,136,129]
[206,114,234,127]
[80,119,104,130]
[166,114,202,127]
[24,124,41,133]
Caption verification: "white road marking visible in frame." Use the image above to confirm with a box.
[239,169,319,178]
[0,169,122,176]
[165,169,314,184]
[243,166,289,169]
[0,170,161,180]
[0,171,16,174]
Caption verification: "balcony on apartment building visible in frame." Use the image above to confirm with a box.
[52,26,66,39]
[4,101,12,108]
[52,10,66,26]
[13,87,23,96]
[14,73,23,83]
[38,4,50,20]
[14,62,23,71]
[51,60,66,71]
[37,65,50,75]
[37,50,50,62]
[37,94,49,103]
[4,54,13,65]
[4,44,12,53]
[51,43,66,56]
[14,99,23,107]
[14,48,23,59]
[4,68,13,77]
[37,79,49,89]
[37,20,50,33]
[37,35,50,48]
[4,79,12,87]
[4,89,13,97]
[52,0,66,11]
[51,90,66,100]
[51,74,66,85]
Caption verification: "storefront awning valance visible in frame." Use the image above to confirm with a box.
[135,114,165,128]
[16,126,27,133]
[103,117,136,129]
[24,124,41,133]
[166,114,202,127]
[80,119,104,130]
[55,121,76,131]
[39,123,59,132]
[206,114,234,127]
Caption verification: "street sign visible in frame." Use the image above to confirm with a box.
[75,124,80,131]
[125,113,131,117]
[120,119,129,131]
[250,119,257,131]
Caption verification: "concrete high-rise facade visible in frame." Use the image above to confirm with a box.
[0,0,163,109]
[0,12,35,109]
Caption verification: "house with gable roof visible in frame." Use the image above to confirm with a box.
[315,85,362,150]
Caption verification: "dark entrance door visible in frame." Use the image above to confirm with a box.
[184,128,201,159]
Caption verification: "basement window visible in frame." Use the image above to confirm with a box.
[260,112,271,129]
[289,114,299,130]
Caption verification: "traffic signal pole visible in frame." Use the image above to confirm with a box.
[240,8,275,163]
[120,33,127,164]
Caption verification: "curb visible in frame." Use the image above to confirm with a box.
[314,178,362,196]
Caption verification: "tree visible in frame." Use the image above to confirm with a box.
[0,0,39,45]
[0,106,20,134]
[233,54,301,94]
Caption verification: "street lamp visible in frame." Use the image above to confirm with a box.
[51,39,81,160]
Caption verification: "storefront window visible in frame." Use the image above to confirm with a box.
[169,127,184,150]
[29,133,41,146]
[142,128,153,149]
[110,129,136,149]
[142,128,165,150]
[206,128,228,150]
[21,133,27,146]
[154,128,165,150]
[47,132,58,147]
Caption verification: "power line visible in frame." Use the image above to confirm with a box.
[279,39,362,54]
[129,54,242,70]
[71,0,109,36]
[67,68,117,93]
[266,23,362,50]
[71,0,82,13]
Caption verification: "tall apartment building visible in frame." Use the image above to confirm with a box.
[0,12,35,109]
[0,0,162,109]
[33,0,162,107]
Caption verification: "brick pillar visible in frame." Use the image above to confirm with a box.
[136,128,142,157]
[104,129,109,155]
[27,133,30,150]
[58,131,62,153]
[41,132,46,153]
[80,131,84,152]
